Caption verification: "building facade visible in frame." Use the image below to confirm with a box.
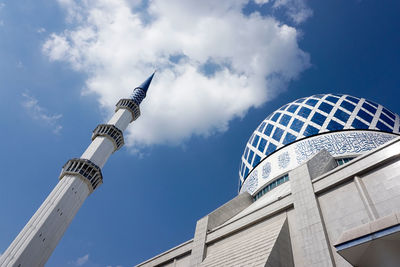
[137,94,400,267]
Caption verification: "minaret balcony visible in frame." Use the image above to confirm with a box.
[116,98,141,121]
[59,158,103,193]
[92,124,124,152]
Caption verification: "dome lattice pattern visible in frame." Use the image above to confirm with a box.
[239,94,400,187]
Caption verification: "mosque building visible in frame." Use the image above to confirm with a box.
[137,93,400,267]
[1,81,400,266]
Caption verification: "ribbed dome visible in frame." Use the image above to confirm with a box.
[239,94,400,192]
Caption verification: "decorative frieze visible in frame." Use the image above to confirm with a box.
[242,169,258,194]
[294,132,396,164]
[240,131,398,195]
[59,158,103,193]
[92,124,124,152]
[278,152,290,169]
[115,98,141,121]
[262,162,271,179]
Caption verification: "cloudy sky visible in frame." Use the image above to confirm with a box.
[0,0,400,266]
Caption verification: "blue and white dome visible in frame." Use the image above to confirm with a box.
[239,94,400,194]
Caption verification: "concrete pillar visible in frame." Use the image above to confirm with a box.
[189,192,253,266]
[190,216,209,266]
[289,150,336,267]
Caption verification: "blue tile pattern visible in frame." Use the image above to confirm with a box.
[264,124,274,136]
[357,109,373,123]
[272,127,284,142]
[383,108,395,120]
[318,102,334,114]
[351,118,368,129]
[265,143,277,155]
[304,125,319,137]
[131,88,147,105]
[311,112,327,126]
[239,94,400,188]
[326,96,339,104]
[340,100,356,112]
[334,109,350,122]
[306,98,318,107]
[298,107,311,119]
[380,113,394,127]
[252,135,260,147]
[376,121,392,132]
[290,118,304,132]
[271,112,281,122]
[283,132,296,145]
[287,104,299,113]
[253,154,261,167]
[257,122,266,132]
[279,114,291,126]
[258,138,267,153]
[362,102,376,114]
[327,120,344,131]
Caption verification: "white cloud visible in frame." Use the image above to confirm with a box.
[273,0,313,24]
[43,0,310,148]
[21,93,63,134]
[37,27,46,33]
[254,0,312,24]
[75,254,89,266]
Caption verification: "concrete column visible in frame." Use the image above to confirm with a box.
[0,175,90,267]
[289,150,336,267]
[189,192,253,266]
[190,216,209,266]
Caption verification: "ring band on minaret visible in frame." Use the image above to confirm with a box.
[59,158,103,193]
[116,98,141,121]
[92,124,124,152]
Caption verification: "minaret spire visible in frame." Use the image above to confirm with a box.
[131,71,155,105]
[0,73,155,267]
[137,71,155,93]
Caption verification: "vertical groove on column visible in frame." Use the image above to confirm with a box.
[354,176,379,221]
[1,177,72,266]
[290,163,336,267]
[39,176,90,266]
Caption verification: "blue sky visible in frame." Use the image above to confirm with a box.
[0,0,400,266]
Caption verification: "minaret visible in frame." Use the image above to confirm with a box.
[0,73,155,267]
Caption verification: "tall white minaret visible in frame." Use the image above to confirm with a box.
[0,73,155,267]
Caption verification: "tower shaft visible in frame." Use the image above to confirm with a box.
[0,73,154,267]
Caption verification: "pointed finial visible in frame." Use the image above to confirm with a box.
[137,71,155,93]
[131,71,155,105]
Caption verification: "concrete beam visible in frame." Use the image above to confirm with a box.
[189,192,253,266]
